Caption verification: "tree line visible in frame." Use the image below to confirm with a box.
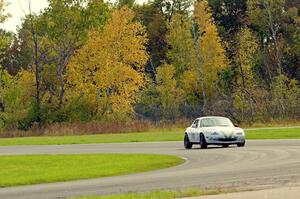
[0,0,299,131]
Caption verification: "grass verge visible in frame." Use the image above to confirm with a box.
[0,127,299,146]
[71,188,232,199]
[245,127,300,139]
[0,154,183,187]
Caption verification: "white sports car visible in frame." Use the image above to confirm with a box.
[184,116,245,149]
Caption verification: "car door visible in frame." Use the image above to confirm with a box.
[189,119,200,142]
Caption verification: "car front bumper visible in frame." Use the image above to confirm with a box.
[205,135,245,145]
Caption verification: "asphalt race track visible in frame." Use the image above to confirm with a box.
[1,140,300,199]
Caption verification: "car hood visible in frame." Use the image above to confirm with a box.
[202,126,242,135]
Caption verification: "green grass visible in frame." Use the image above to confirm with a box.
[0,127,299,146]
[0,129,182,146]
[0,154,183,187]
[72,188,229,199]
[246,127,300,139]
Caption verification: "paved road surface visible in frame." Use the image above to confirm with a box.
[186,186,300,199]
[1,140,300,199]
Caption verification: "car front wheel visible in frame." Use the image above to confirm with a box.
[199,133,207,149]
[184,134,193,149]
[237,141,245,147]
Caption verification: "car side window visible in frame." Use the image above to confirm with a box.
[191,119,199,128]
[200,120,204,127]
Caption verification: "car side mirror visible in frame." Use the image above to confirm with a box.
[234,124,239,127]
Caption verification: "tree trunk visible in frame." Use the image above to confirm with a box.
[29,3,41,123]
[192,22,206,115]
[265,1,285,116]
[33,34,41,113]
[58,71,65,110]
[0,102,4,112]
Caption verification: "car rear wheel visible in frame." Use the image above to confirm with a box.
[184,134,193,149]
[237,142,245,147]
[200,133,207,149]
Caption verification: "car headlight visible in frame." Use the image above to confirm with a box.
[234,131,244,136]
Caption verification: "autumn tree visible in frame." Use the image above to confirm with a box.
[167,14,196,79]
[271,75,300,118]
[0,0,12,127]
[159,0,194,20]
[0,65,9,116]
[0,0,110,127]
[193,0,228,113]
[0,4,38,129]
[136,64,184,121]
[208,0,247,38]
[165,13,203,117]
[1,17,34,75]
[136,0,194,81]
[0,0,9,23]
[247,0,299,79]
[117,0,136,8]
[208,0,248,69]
[136,2,168,81]
[0,70,36,130]
[0,0,299,129]
[233,28,260,121]
[67,7,149,121]
[156,64,183,120]
[38,0,108,110]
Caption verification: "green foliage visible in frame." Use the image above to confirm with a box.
[167,14,195,78]
[136,1,168,72]
[208,0,247,37]
[117,0,136,8]
[62,94,96,122]
[247,0,285,35]
[271,75,300,117]
[136,64,183,121]
[0,71,36,130]
[247,0,299,80]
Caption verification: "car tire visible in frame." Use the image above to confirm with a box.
[184,134,193,149]
[222,144,229,148]
[237,141,245,147]
[200,133,207,149]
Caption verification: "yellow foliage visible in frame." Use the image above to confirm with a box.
[233,28,259,121]
[193,0,213,34]
[180,70,200,99]
[156,64,183,120]
[235,27,258,87]
[194,1,228,97]
[67,6,149,121]
[16,70,36,99]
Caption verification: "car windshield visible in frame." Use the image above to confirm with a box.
[200,118,233,127]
